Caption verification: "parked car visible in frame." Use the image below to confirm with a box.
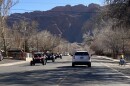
[45,53,55,62]
[30,52,46,66]
[72,51,91,67]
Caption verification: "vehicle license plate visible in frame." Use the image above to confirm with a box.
[80,57,83,59]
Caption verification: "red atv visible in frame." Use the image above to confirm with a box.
[30,52,46,66]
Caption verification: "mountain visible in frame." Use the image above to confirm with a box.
[7,3,101,42]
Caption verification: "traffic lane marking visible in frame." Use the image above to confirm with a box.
[100,62,130,79]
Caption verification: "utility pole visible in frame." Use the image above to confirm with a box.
[121,37,130,56]
[24,26,26,52]
[36,34,38,51]
[122,38,125,56]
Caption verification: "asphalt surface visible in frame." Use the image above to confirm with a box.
[0,56,130,86]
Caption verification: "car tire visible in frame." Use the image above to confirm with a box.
[52,59,55,62]
[72,63,75,67]
[88,63,91,67]
[30,61,32,66]
[44,60,46,65]
[42,60,46,65]
[46,59,48,63]
[30,61,35,66]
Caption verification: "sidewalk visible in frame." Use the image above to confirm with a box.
[97,56,119,61]
[0,58,28,67]
[97,56,130,67]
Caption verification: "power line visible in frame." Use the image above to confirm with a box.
[10,9,100,13]
[18,0,90,5]
[11,9,34,12]
[18,2,88,5]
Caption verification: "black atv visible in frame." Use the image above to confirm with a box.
[45,53,55,62]
[54,53,62,59]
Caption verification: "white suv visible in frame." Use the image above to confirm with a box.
[72,51,91,67]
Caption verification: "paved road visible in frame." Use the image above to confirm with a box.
[0,56,130,86]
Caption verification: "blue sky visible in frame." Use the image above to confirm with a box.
[11,0,105,14]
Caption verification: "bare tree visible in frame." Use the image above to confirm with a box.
[83,33,94,46]
[102,28,122,58]
[90,32,105,55]
[11,19,38,52]
[0,0,19,57]
[91,19,130,58]
[10,20,26,49]
[104,0,130,28]
[29,30,59,51]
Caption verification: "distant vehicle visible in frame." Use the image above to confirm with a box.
[30,52,46,66]
[0,52,3,61]
[54,53,62,59]
[45,53,55,62]
[64,52,70,56]
[72,51,91,67]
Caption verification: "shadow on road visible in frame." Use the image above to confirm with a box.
[0,64,130,86]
